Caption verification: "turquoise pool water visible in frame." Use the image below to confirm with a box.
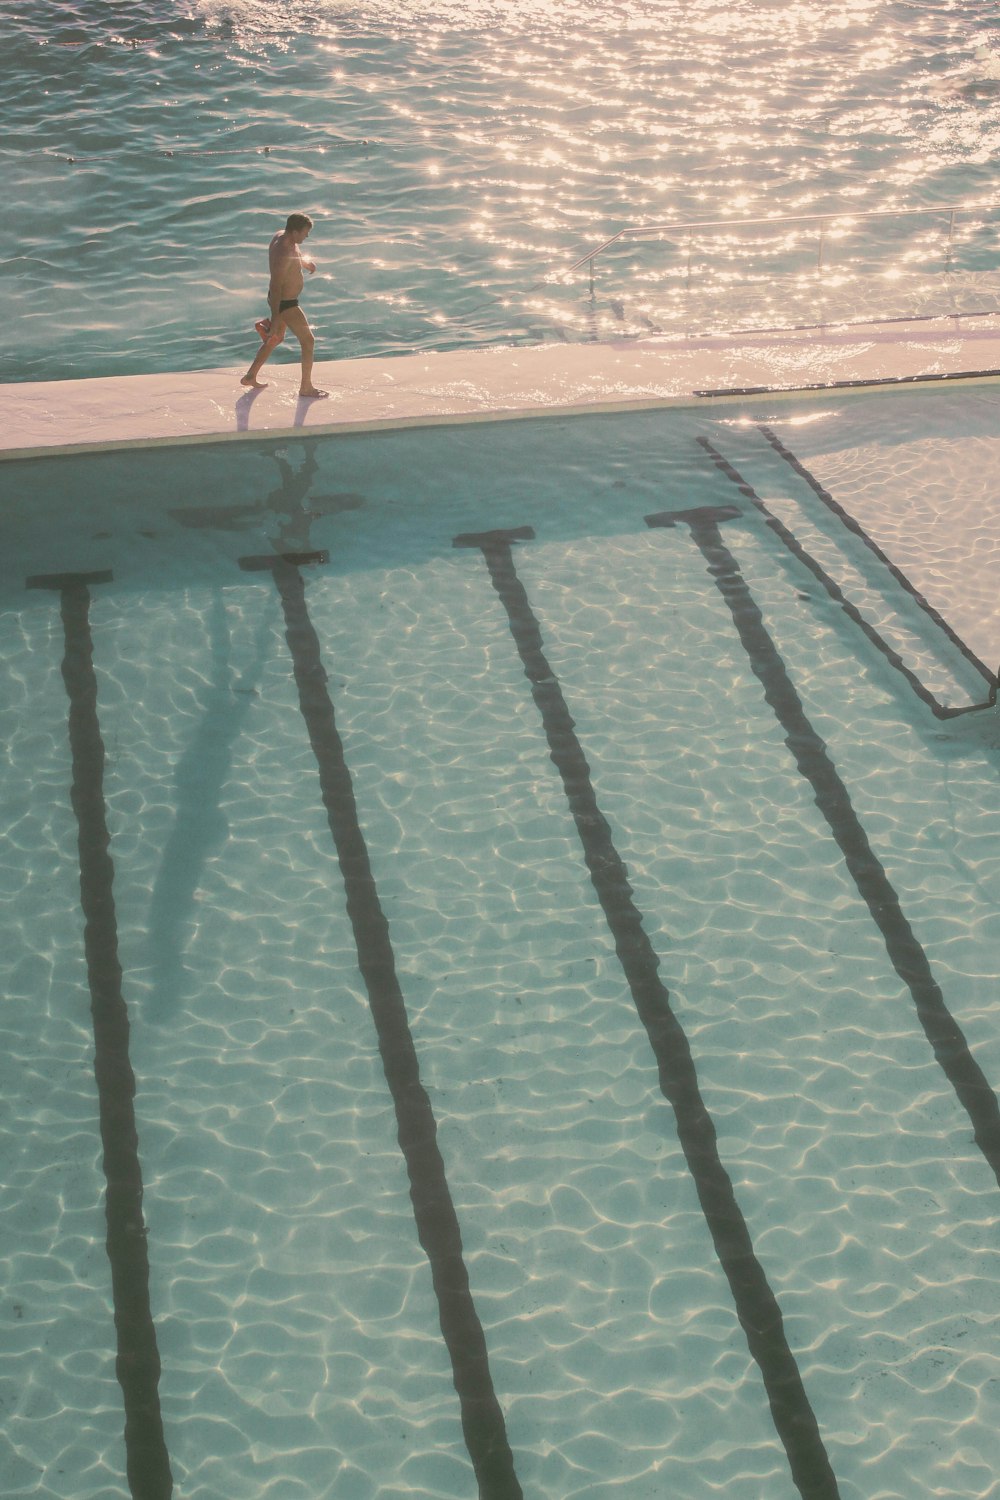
[2,0,1000,381]
[4,4,1000,1499]
[2,392,1000,1499]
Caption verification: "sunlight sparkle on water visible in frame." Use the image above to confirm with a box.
[4,0,1000,376]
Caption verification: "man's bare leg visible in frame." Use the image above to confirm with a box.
[281,306,328,398]
[241,315,286,388]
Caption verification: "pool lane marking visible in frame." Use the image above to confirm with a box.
[451,526,841,1500]
[26,570,172,1500]
[237,550,523,1500]
[645,499,1000,1192]
[757,426,997,701]
[696,437,964,719]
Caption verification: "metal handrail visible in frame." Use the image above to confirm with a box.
[551,204,970,296]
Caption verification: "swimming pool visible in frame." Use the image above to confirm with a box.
[2,390,999,1499]
[4,1,1000,1496]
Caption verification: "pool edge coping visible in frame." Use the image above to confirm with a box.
[4,370,1000,463]
[4,327,1000,462]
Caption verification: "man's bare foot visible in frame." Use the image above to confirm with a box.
[254,318,271,339]
[299,387,329,399]
[241,375,268,389]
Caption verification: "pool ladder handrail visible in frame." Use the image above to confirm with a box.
[548,203,979,297]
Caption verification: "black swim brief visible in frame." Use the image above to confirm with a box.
[278,297,299,313]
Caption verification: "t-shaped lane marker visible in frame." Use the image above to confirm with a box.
[238,550,523,1500]
[27,569,172,1500]
[453,524,840,1500]
[647,501,1000,1190]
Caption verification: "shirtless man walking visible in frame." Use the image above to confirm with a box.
[241,212,328,397]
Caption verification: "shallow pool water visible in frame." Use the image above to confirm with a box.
[1,392,1000,1499]
[3,0,1000,381]
[5,4,1000,1497]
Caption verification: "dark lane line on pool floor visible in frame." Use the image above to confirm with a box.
[26,570,172,1500]
[238,550,523,1500]
[647,490,1000,1193]
[452,526,841,1500]
[757,426,997,704]
[696,438,959,721]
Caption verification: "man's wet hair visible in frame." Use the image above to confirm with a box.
[285,212,314,233]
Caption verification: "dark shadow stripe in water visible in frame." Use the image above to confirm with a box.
[145,590,276,1020]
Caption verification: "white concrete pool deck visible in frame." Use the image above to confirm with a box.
[2,314,1000,459]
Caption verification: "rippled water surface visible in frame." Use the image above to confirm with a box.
[5,6,1000,1500]
[3,0,1000,379]
[2,391,1000,1498]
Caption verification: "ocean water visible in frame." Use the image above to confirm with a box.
[2,0,1000,382]
[1,392,1000,1499]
